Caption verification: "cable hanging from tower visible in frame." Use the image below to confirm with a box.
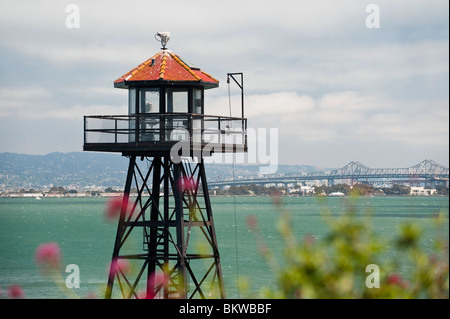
[227,73,240,298]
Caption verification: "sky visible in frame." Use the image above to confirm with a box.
[0,0,448,169]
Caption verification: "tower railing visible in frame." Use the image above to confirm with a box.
[83,113,247,154]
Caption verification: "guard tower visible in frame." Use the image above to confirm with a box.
[83,32,247,299]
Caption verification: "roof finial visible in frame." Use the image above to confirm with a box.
[155,32,171,50]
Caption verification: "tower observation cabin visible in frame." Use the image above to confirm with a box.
[84,33,247,155]
[83,32,247,299]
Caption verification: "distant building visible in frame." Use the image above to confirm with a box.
[410,187,437,196]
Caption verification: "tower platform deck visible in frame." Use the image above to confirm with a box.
[83,113,247,155]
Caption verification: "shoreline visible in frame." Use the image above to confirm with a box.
[1,193,448,199]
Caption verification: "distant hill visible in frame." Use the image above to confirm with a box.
[0,152,129,189]
[0,152,323,190]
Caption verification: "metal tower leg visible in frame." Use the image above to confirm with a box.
[173,161,187,298]
[199,159,225,298]
[105,155,135,299]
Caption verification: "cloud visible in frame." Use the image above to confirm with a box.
[241,38,449,95]
[48,104,127,120]
[216,90,449,149]
[0,0,447,167]
[0,85,125,119]
[361,98,449,146]
[2,40,146,67]
[0,87,53,117]
[3,86,444,149]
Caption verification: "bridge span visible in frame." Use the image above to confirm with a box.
[208,160,449,188]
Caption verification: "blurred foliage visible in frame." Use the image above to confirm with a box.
[246,197,449,299]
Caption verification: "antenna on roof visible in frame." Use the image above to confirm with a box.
[155,32,171,50]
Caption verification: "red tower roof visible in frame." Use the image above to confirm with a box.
[114,50,219,89]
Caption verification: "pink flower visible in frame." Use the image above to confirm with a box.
[387,273,401,285]
[84,292,97,299]
[246,215,258,229]
[271,192,282,205]
[258,243,270,257]
[109,258,130,276]
[134,272,169,299]
[35,242,61,270]
[105,195,132,221]
[7,284,25,299]
[303,234,315,247]
[177,177,196,193]
[146,271,169,299]
[386,273,409,289]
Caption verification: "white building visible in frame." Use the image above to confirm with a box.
[410,187,437,196]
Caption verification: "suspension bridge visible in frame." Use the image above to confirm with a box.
[208,159,449,188]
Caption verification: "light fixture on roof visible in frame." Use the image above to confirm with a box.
[155,31,171,50]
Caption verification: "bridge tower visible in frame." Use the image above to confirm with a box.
[83,32,247,299]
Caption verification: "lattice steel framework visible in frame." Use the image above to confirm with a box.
[83,62,247,298]
[105,156,225,299]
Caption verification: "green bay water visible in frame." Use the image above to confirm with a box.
[0,196,448,299]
